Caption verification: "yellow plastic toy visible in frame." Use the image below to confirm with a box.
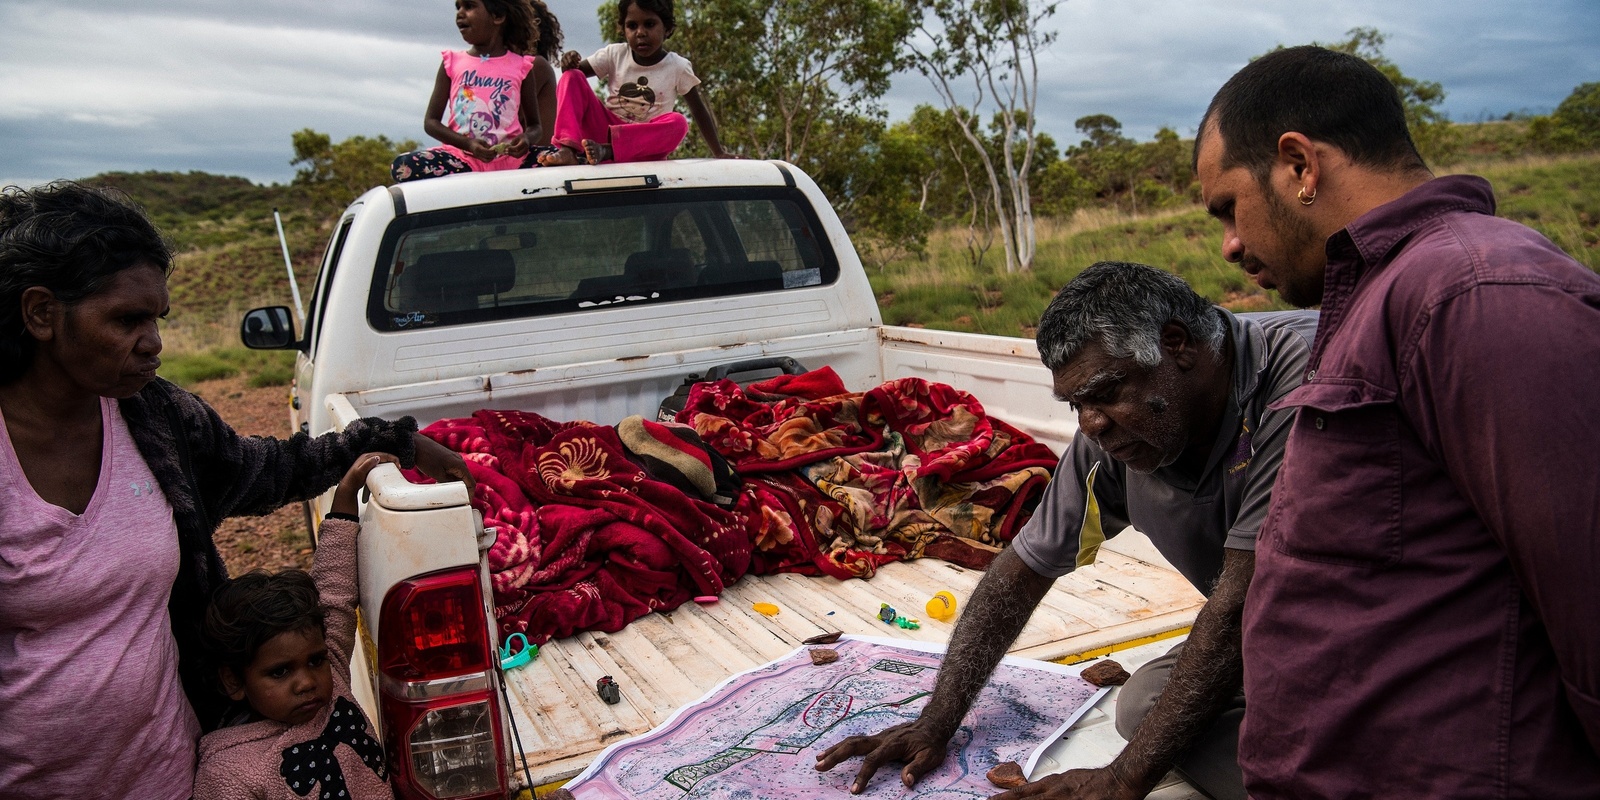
[925,591,958,621]
[752,602,781,617]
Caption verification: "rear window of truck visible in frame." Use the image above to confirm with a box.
[367,187,839,331]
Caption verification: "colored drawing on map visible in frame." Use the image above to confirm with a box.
[563,636,1109,799]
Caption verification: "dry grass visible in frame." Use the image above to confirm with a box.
[1035,205,1202,239]
[1442,151,1598,177]
[873,152,1599,333]
[162,306,255,357]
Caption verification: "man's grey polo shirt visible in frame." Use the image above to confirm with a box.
[1011,309,1318,595]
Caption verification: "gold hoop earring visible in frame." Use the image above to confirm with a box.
[1298,187,1316,206]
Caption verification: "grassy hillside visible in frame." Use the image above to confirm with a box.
[874,152,1600,335]
[84,171,331,354]
[1471,156,1600,257]
[85,149,1599,362]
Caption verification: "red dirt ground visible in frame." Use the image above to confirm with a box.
[189,376,316,575]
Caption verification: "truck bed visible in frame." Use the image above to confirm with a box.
[504,529,1205,793]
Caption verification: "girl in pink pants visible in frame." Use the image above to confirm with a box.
[539,0,734,165]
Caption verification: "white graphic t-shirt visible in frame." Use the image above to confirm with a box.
[588,42,701,123]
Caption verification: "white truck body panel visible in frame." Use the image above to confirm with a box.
[290,161,1203,796]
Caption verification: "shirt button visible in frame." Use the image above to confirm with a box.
[1314,416,1326,430]
[1307,369,1317,380]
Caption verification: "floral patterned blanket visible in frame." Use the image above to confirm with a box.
[409,409,750,643]
[680,367,1058,579]
[409,370,1056,643]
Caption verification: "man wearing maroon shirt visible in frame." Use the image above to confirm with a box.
[1194,46,1600,798]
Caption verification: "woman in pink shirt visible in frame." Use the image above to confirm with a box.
[0,182,473,799]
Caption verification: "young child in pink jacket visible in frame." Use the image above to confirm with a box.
[193,453,398,800]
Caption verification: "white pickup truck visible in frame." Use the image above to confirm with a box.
[242,160,1204,799]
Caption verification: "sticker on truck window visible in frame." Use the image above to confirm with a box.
[577,291,662,309]
[393,311,437,328]
[784,269,822,289]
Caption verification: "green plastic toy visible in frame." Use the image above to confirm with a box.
[499,633,537,671]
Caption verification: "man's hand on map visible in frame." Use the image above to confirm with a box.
[813,720,950,794]
[990,765,1149,800]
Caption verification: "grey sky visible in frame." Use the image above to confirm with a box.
[1,0,1595,187]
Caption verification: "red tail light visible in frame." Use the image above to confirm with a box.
[381,569,489,679]
[378,568,507,799]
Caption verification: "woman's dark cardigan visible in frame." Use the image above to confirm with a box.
[119,378,417,731]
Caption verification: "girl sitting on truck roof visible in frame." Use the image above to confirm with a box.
[391,0,553,182]
[193,453,398,800]
[537,0,735,165]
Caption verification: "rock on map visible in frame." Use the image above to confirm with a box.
[563,636,1109,798]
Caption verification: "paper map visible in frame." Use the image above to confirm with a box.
[563,636,1108,798]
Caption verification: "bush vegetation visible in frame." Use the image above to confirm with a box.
[876,151,1598,334]
[159,347,295,389]
[95,145,1596,349]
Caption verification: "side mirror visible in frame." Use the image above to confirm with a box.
[240,306,298,350]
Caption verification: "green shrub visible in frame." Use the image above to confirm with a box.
[157,347,295,389]
[247,361,296,388]
[159,353,238,387]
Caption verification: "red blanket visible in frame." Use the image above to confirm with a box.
[409,410,750,644]
[409,372,1056,642]
[680,368,1058,579]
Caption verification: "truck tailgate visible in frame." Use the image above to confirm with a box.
[501,531,1203,789]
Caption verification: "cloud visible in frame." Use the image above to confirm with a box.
[8,0,471,48]
[0,0,610,186]
[888,0,1599,143]
[0,5,429,184]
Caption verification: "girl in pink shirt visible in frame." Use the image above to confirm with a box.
[193,454,398,800]
[391,0,549,182]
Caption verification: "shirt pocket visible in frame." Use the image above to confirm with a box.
[1265,380,1402,568]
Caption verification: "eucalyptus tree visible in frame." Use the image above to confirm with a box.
[290,129,417,218]
[905,0,1059,273]
[673,0,915,164]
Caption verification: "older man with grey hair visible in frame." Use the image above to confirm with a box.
[818,261,1316,800]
